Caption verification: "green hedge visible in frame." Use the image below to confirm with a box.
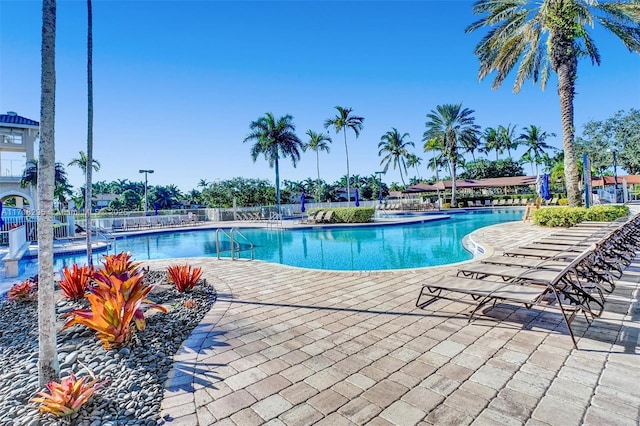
[309,207,374,223]
[532,205,630,227]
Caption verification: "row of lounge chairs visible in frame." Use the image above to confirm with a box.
[304,210,334,224]
[110,214,202,232]
[415,214,640,347]
[467,197,560,207]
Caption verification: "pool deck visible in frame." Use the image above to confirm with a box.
[154,219,640,425]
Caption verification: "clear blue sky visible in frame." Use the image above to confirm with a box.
[1,0,639,192]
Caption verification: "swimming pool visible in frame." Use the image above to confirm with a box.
[51,209,523,271]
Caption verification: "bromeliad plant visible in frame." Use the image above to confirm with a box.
[62,253,167,349]
[167,264,203,293]
[31,370,107,417]
[7,276,38,302]
[100,252,142,276]
[59,264,94,301]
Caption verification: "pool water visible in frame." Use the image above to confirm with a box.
[52,209,523,271]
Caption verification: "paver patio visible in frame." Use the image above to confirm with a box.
[156,220,640,425]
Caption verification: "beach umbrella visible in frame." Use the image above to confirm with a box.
[354,188,360,207]
[0,201,4,227]
[300,193,306,213]
[535,174,542,198]
[378,190,383,204]
[154,201,159,216]
[541,173,551,201]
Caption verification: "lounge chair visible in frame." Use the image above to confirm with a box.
[467,201,475,208]
[111,219,125,232]
[415,273,585,347]
[497,199,506,206]
[506,198,514,205]
[484,200,493,207]
[310,211,325,224]
[475,200,483,207]
[322,211,334,223]
[303,211,317,224]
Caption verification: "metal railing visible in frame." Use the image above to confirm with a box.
[215,227,254,260]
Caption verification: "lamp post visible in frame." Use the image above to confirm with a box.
[139,169,154,215]
[607,148,619,203]
[375,171,385,204]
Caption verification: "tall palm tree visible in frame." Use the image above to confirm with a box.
[406,153,423,180]
[244,113,303,214]
[85,0,95,266]
[466,0,640,206]
[497,124,519,159]
[303,130,332,201]
[38,0,59,386]
[481,127,502,160]
[197,179,210,189]
[519,125,556,175]
[378,128,415,186]
[423,104,480,206]
[324,106,364,207]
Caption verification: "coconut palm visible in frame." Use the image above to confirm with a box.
[244,113,303,214]
[519,125,556,175]
[197,179,210,189]
[466,0,640,205]
[303,130,332,201]
[38,0,59,386]
[423,104,480,206]
[481,127,502,160]
[498,124,519,159]
[406,153,423,180]
[68,151,100,175]
[21,159,70,199]
[324,106,364,206]
[84,0,95,266]
[378,128,415,186]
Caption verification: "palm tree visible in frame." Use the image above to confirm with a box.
[244,113,303,214]
[85,0,95,267]
[378,128,415,186]
[519,125,556,175]
[324,106,364,206]
[68,151,100,175]
[197,179,210,189]
[21,159,70,198]
[481,127,502,160]
[497,124,519,159]
[303,130,332,202]
[406,153,423,180]
[466,0,640,206]
[38,0,59,386]
[423,104,480,206]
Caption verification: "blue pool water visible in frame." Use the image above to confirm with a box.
[52,209,523,271]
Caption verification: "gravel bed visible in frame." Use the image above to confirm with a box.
[0,270,216,425]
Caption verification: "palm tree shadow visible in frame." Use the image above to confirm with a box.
[164,361,227,392]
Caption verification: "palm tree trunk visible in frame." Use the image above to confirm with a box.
[343,128,350,207]
[38,0,60,386]
[86,0,93,266]
[316,151,320,203]
[557,63,581,206]
[450,158,457,206]
[275,156,281,214]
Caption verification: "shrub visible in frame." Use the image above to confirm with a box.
[7,277,38,302]
[63,254,167,349]
[59,264,94,301]
[328,207,375,223]
[532,205,629,227]
[31,370,107,417]
[442,203,451,209]
[167,264,203,292]
[558,198,569,206]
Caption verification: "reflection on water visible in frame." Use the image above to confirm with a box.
[53,210,522,271]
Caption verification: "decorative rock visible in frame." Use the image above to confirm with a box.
[0,277,215,424]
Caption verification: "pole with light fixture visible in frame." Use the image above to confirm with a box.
[139,169,154,215]
[607,148,619,203]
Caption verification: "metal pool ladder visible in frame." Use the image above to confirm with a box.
[215,228,255,260]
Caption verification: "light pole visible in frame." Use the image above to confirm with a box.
[139,169,154,215]
[375,171,385,204]
[607,148,619,203]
